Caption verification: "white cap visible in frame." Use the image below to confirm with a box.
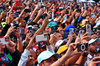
[37,51,60,63]
[55,40,64,48]
[89,39,97,45]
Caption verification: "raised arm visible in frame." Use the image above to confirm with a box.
[50,43,81,66]
[14,9,25,21]
[32,8,44,23]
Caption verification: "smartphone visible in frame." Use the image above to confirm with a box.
[77,43,88,52]
[51,27,56,34]
[91,13,95,18]
[47,7,49,12]
[0,36,9,45]
[70,28,74,34]
[36,34,47,42]
[13,21,19,29]
[43,13,47,19]
[20,28,25,34]
[41,5,44,8]
[28,27,33,37]
[86,24,91,37]
[79,30,83,37]
[24,9,31,13]
[63,15,67,21]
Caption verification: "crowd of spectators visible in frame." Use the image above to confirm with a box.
[1,0,100,66]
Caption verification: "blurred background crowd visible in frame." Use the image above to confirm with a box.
[1,0,100,66]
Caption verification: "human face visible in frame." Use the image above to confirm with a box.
[40,46,47,52]
[58,28,64,37]
[55,33,63,42]
[86,16,90,20]
[26,53,35,66]
[89,42,97,53]
[42,56,56,66]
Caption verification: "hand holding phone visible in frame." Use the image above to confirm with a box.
[70,28,74,34]
[86,24,91,37]
[24,9,31,13]
[0,36,10,45]
[79,30,83,37]
[13,21,19,29]
[36,34,47,42]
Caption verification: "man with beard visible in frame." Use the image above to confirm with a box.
[84,39,98,66]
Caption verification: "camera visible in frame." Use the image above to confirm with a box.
[13,21,19,29]
[77,43,88,52]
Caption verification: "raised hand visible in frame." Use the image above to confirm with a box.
[37,8,44,16]
[15,27,20,39]
[66,43,81,58]
[6,40,16,53]
[5,26,16,37]
[88,56,100,66]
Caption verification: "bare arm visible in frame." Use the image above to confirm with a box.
[32,8,44,23]
[51,43,81,66]
[14,9,25,21]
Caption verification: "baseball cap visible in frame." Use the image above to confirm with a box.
[38,51,60,63]
[89,39,97,45]
[97,31,100,35]
[65,25,75,38]
[96,38,100,44]
[38,41,46,49]
[55,40,64,48]
[57,45,68,54]
[96,45,100,54]
[32,44,38,52]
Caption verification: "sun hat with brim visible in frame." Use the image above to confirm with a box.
[89,39,97,45]
[57,45,68,54]
[38,51,60,63]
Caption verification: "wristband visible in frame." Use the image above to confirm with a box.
[81,52,88,57]
[17,39,21,41]
[58,59,65,65]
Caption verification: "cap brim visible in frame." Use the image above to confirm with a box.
[40,53,60,63]
[53,53,60,59]
[89,39,97,45]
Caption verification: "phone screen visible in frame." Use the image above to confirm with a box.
[0,36,9,45]
[79,30,83,37]
[36,34,47,42]
[70,28,74,34]
[86,24,91,37]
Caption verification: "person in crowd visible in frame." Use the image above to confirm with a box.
[0,0,100,66]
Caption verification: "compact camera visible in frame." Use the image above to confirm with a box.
[77,43,88,52]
